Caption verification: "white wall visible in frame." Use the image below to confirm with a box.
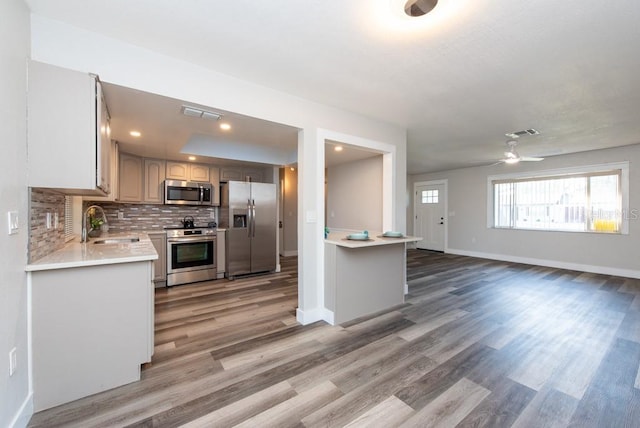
[0,0,32,426]
[409,144,640,277]
[327,156,383,232]
[29,15,407,325]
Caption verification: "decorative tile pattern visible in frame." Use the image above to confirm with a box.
[29,188,66,263]
[82,201,218,232]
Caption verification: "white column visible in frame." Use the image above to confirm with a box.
[296,128,326,324]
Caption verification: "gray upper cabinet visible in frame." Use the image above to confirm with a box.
[27,60,111,195]
[220,166,266,183]
[143,159,166,204]
[118,153,143,202]
[166,161,210,182]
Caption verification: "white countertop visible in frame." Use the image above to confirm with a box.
[325,231,422,249]
[26,232,158,272]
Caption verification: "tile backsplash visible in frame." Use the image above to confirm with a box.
[29,188,66,262]
[29,188,219,263]
[82,201,218,232]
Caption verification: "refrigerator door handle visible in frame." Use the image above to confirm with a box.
[252,199,256,238]
[247,199,252,238]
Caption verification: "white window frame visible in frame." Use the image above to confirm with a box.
[487,161,630,235]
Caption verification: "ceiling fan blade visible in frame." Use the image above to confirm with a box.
[521,156,544,162]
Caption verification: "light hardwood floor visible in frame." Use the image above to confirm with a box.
[29,250,640,427]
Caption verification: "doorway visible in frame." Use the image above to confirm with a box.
[414,180,447,251]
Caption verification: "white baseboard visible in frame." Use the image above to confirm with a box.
[322,308,335,325]
[296,307,335,325]
[275,263,281,273]
[447,248,640,279]
[282,250,298,257]
[9,392,33,428]
[296,307,322,325]
[404,283,408,294]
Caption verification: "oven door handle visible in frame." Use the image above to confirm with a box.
[167,236,216,243]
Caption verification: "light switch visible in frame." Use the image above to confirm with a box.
[46,212,52,229]
[306,210,317,223]
[7,211,18,235]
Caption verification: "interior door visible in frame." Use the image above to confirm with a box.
[415,183,446,251]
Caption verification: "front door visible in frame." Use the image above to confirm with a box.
[415,183,446,251]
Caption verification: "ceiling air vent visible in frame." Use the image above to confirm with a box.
[180,105,222,121]
[505,128,539,139]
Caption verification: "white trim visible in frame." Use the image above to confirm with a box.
[317,128,398,325]
[322,308,335,325]
[447,247,640,279]
[296,307,325,325]
[282,250,298,257]
[413,179,448,251]
[8,393,33,428]
[486,161,630,234]
[404,283,409,294]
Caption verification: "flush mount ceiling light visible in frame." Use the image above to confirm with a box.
[188,156,196,161]
[129,130,141,137]
[219,123,231,131]
[180,105,223,121]
[334,145,344,152]
[404,0,438,17]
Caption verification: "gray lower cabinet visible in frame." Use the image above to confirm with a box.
[30,261,154,411]
[148,232,167,286]
[217,229,226,279]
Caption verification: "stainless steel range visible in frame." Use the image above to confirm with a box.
[165,226,217,286]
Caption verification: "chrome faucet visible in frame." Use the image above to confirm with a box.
[81,205,108,242]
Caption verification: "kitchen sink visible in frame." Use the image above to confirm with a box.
[93,237,140,244]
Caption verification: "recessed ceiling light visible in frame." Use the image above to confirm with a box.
[188,156,196,161]
[220,123,231,131]
[129,130,141,137]
[403,0,438,17]
[334,146,343,152]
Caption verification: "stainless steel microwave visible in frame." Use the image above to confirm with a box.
[164,180,214,206]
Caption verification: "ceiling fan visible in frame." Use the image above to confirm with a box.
[499,139,544,164]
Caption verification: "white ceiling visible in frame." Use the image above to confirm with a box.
[26,0,640,173]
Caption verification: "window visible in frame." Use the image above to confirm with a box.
[490,162,629,234]
[421,189,439,204]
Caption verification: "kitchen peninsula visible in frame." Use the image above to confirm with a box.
[324,231,421,324]
[26,233,157,411]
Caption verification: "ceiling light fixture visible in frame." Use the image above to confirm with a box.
[334,146,343,152]
[220,123,231,131]
[188,156,196,161]
[403,0,438,17]
[129,130,141,137]
[181,105,223,121]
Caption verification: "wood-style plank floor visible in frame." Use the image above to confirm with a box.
[29,250,640,427]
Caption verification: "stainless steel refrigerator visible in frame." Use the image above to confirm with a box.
[221,181,277,278]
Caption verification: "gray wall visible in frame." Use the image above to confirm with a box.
[327,155,383,232]
[0,0,31,425]
[409,143,640,275]
[282,167,298,256]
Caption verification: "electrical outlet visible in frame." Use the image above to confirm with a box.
[54,212,59,229]
[46,212,52,229]
[118,211,124,220]
[9,347,16,376]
